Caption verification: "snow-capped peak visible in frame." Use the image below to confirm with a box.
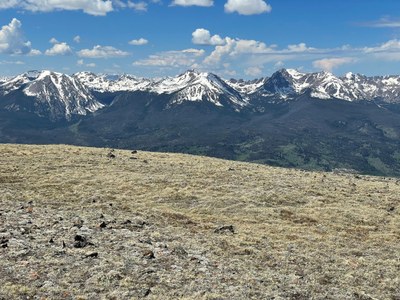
[285,68,305,80]
[151,70,248,108]
[74,72,152,93]
[1,70,104,120]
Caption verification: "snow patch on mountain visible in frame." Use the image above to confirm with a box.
[1,70,104,120]
[226,78,266,95]
[152,70,247,108]
[74,72,152,93]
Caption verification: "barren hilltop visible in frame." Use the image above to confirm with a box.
[0,144,399,299]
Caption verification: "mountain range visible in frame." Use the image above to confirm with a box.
[1,68,400,176]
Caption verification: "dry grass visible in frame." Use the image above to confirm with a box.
[0,144,399,299]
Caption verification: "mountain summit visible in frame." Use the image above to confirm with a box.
[0,70,103,121]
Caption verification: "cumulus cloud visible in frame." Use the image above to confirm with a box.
[0,18,36,55]
[49,37,59,44]
[127,1,147,11]
[287,43,315,52]
[192,28,224,46]
[8,0,114,16]
[133,48,205,67]
[0,0,20,9]
[29,49,42,56]
[312,57,356,72]
[129,38,148,45]
[0,0,165,15]
[77,45,130,58]
[73,35,81,43]
[224,0,271,15]
[204,37,275,65]
[171,0,213,7]
[45,40,73,56]
[77,59,96,67]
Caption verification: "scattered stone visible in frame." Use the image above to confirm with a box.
[131,150,138,154]
[73,218,84,228]
[84,252,98,259]
[99,221,107,229]
[122,220,132,225]
[1,238,8,248]
[142,250,155,259]
[130,157,138,160]
[107,152,116,159]
[143,160,148,164]
[228,167,235,171]
[132,219,147,228]
[73,235,88,248]
[388,206,395,212]
[49,238,54,244]
[141,288,151,298]
[172,246,188,258]
[214,225,235,234]
[139,238,152,245]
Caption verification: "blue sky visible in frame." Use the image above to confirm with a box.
[1,0,400,78]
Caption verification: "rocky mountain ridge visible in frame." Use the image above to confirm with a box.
[2,69,400,120]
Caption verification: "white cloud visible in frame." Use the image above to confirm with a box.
[45,41,73,56]
[0,0,165,14]
[12,0,114,16]
[224,0,271,15]
[0,60,25,65]
[361,17,400,28]
[73,35,81,43]
[129,38,148,45]
[192,28,224,46]
[287,43,314,53]
[0,0,20,9]
[0,18,35,55]
[77,45,130,58]
[77,59,96,68]
[362,39,400,61]
[245,66,262,77]
[171,0,213,7]
[49,37,59,44]
[29,49,42,56]
[363,39,400,53]
[312,57,356,72]
[127,1,147,11]
[133,48,205,67]
[204,37,275,65]
[232,39,273,54]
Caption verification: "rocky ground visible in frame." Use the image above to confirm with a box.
[0,144,399,299]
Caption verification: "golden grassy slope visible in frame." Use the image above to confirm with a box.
[0,144,399,299]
